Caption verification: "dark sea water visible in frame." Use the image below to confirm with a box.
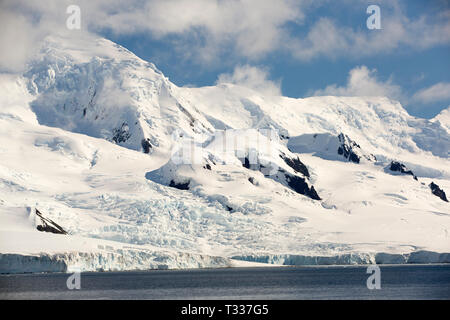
[0,264,449,300]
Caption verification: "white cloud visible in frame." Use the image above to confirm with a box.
[0,0,304,65]
[312,67,450,114]
[92,0,305,64]
[312,66,403,99]
[0,10,36,73]
[216,65,282,96]
[1,0,449,69]
[0,0,72,72]
[413,83,450,103]
[288,4,450,61]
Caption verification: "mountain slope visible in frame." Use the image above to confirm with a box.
[0,34,449,273]
[25,35,213,156]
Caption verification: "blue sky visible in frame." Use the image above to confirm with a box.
[2,0,450,118]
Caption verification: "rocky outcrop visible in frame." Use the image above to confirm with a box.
[112,122,132,144]
[240,155,320,200]
[141,138,153,154]
[287,132,376,164]
[279,152,310,177]
[35,209,67,235]
[169,180,190,190]
[388,161,418,180]
[283,171,321,200]
[429,182,448,202]
[337,133,376,164]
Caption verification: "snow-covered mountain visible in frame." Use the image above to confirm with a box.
[1,34,449,273]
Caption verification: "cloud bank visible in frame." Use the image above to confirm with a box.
[1,0,449,71]
[312,66,403,100]
[313,66,450,114]
[413,83,450,104]
[216,65,282,96]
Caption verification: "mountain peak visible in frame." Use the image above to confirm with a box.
[433,106,450,133]
[36,33,155,68]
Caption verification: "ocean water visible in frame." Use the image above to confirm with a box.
[0,264,449,300]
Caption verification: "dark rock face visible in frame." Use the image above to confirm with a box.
[429,182,448,202]
[279,153,310,178]
[337,145,359,163]
[35,209,67,235]
[239,155,320,200]
[284,172,321,200]
[169,180,190,190]
[337,133,376,164]
[36,225,64,234]
[337,133,360,163]
[242,157,251,169]
[389,161,418,180]
[141,138,152,154]
[112,122,131,144]
[176,102,196,127]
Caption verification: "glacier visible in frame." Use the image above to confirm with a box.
[0,33,449,273]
